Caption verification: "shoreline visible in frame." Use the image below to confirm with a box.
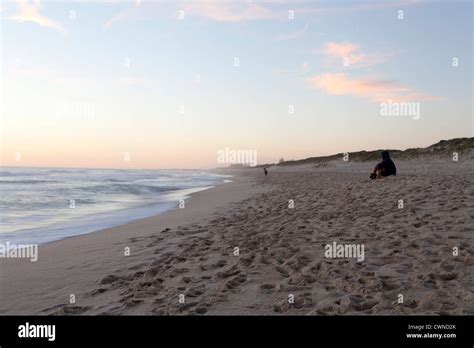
[33,183,225,247]
[0,168,229,245]
[0,171,260,314]
[1,158,472,315]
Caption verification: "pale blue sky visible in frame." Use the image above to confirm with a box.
[1,0,472,168]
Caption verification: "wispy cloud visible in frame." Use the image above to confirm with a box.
[9,0,65,33]
[103,1,164,29]
[296,0,423,16]
[183,1,276,22]
[275,23,309,41]
[103,1,277,29]
[316,42,388,68]
[103,0,423,28]
[307,73,438,103]
[104,10,130,29]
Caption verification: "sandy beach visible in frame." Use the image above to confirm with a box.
[0,155,472,316]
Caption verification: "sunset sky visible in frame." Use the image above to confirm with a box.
[1,0,472,169]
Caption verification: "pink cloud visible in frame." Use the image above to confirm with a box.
[9,0,65,33]
[103,1,277,29]
[307,73,439,103]
[183,1,276,22]
[317,42,387,68]
[103,0,423,28]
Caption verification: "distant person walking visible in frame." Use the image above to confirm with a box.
[370,151,396,179]
[264,168,268,176]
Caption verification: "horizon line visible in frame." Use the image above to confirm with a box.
[1,136,470,171]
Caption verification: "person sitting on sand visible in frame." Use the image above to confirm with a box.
[264,168,268,176]
[370,150,396,179]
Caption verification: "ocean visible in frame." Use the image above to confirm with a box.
[0,167,230,245]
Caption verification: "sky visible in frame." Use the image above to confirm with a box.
[0,0,472,169]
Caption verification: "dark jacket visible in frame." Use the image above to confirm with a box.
[375,151,396,176]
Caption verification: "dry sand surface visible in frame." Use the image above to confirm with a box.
[1,156,473,315]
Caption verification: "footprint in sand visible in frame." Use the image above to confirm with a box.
[41,304,92,315]
[200,259,227,271]
[380,278,401,291]
[216,265,241,279]
[186,285,206,298]
[89,287,108,296]
[260,283,277,294]
[240,253,256,267]
[128,262,149,271]
[100,274,120,285]
[192,306,208,315]
[223,274,247,292]
[276,265,290,278]
[122,299,144,308]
